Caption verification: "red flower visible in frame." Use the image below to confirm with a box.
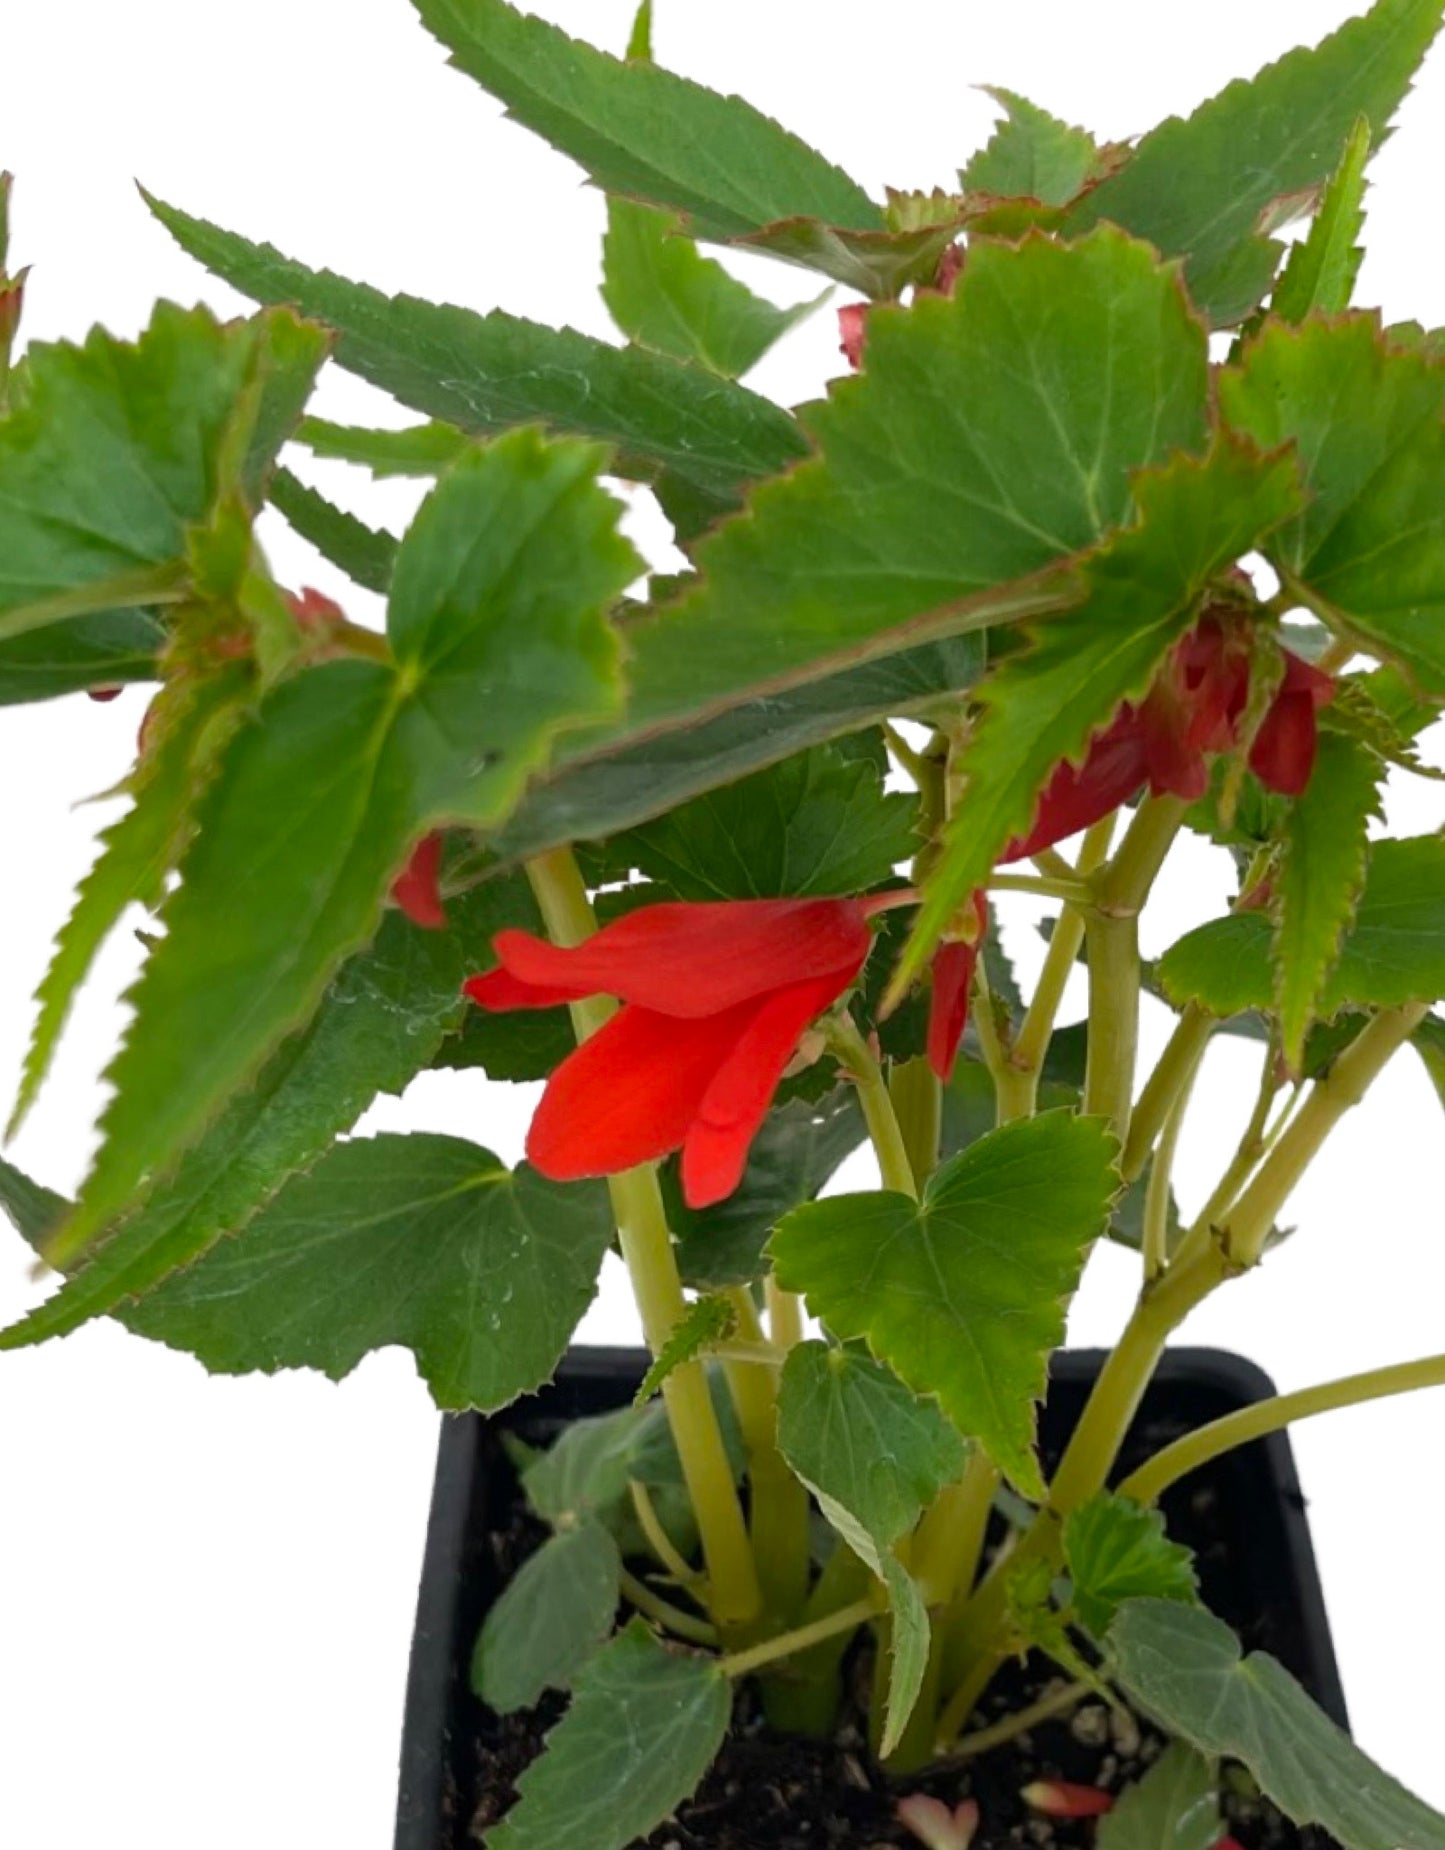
[1020,1780,1115,1819]
[392,833,447,929]
[927,892,988,1082]
[465,898,874,1208]
[1005,618,1335,859]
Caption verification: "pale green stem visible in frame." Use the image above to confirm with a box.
[828,1013,919,1199]
[941,1679,1089,1758]
[629,1479,705,1592]
[1121,1350,1445,1508]
[1141,1053,1195,1283]
[724,1287,810,1626]
[619,1567,718,1646]
[890,1057,943,1189]
[987,872,1094,904]
[720,1595,883,1681]
[1121,1002,1214,1186]
[766,1275,806,1351]
[526,848,761,1635]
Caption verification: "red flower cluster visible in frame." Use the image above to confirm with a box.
[467,898,876,1208]
[1006,615,1334,861]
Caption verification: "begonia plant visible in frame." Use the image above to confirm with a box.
[3,0,1445,1844]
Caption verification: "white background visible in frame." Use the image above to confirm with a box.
[3,2,1444,1844]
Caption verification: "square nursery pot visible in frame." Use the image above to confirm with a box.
[394,1347,1348,1850]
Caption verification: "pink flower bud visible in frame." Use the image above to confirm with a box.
[1020,1779,1116,1819]
[838,302,869,369]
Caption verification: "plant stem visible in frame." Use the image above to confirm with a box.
[1121,1350,1445,1508]
[766,1275,805,1351]
[725,1286,810,1626]
[526,848,762,1636]
[1120,1002,1214,1186]
[1218,1004,1428,1268]
[720,1595,883,1681]
[1082,797,1187,1141]
[970,955,1012,1097]
[987,872,1094,905]
[1141,1055,1194,1283]
[829,1013,919,1199]
[619,1568,718,1646]
[890,1057,943,1188]
[943,1679,1089,1758]
[1187,1046,1286,1235]
[629,1479,706,1591]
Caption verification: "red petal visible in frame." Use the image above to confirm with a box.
[926,894,986,1082]
[1003,714,1149,861]
[391,833,447,929]
[682,971,853,1208]
[86,685,123,703]
[489,898,871,1018]
[838,303,869,368]
[1020,1780,1115,1819]
[1249,686,1318,796]
[464,968,579,1011]
[527,1001,754,1181]
[285,587,346,631]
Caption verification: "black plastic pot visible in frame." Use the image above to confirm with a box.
[394,1347,1347,1850]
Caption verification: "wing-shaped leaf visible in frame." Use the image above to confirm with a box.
[266,468,399,595]
[483,1619,728,1850]
[636,1296,735,1403]
[624,227,1211,734]
[47,432,635,1267]
[1272,728,1383,1070]
[1160,835,1445,1017]
[900,437,1303,993]
[670,1088,866,1290]
[1096,1742,1221,1850]
[961,87,1112,206]
[9,662,252,1137]
[1064,0,1444,325]
[603,198,824,377]
[1271,115,1371,324]
[0,1155,65,1248]
[620,743,916,900]
[296,415,472,478]
[494,636,985,864]
[1220,315,1445,696]
[146,192,808,520]
[116,1134,614,1410]
[877,1558,931,1758]
[0,609,161,705]
[1062,1493,1199,1639]
[409,0,881,243]
[1109,1599,1445,1850]
[771,1112,1119,1495]
[471,1519,621,1713]
[0,904,473,1348]
[0,300,326,643]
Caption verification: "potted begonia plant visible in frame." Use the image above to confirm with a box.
[3,0,1445,1844]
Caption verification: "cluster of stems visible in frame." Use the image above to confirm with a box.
[524,755,1428,1759]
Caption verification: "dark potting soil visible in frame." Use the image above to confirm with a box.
[410,1354,1345,1850]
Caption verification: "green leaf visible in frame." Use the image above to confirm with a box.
[494,636,985,866]
[471,1519,621,1714]
[877,1558,931,1758]
[621,744,915,901]
[1007,1553,1109,1696]
[1109,1599,1445,1850]
[409,0,881,244]
[1062,1494,1199,1639]
[1272,729,1383,1069]
[146,192,807,520]
[603,198,824,378]
[1063,0,1444,325]
[961,88,1111,206]
[670,1089,865,1291]
[0,300,326,644]
[295,415,472,479]
[483,1619,728,1850]
[0,905,471,1348]
[1411,1011,1445,1107]
[636,1296,736,1403]
[1160,835,1445,1017]
[1096,1742,1221,1850]
[903,437,1303,991]
[267,467,398,596]
[0,1154,66,1248]
[777,1341,968,1566]
[9,663,252,1138]
[48,432,635,1267]
[624,228,1211,736]
[0,609,162,705]
[1271,115,1371,324]
[731,212,964,301]
[1220,315,1445,696]
[115,1134,614,1410]
[770,1112,1119,1496]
